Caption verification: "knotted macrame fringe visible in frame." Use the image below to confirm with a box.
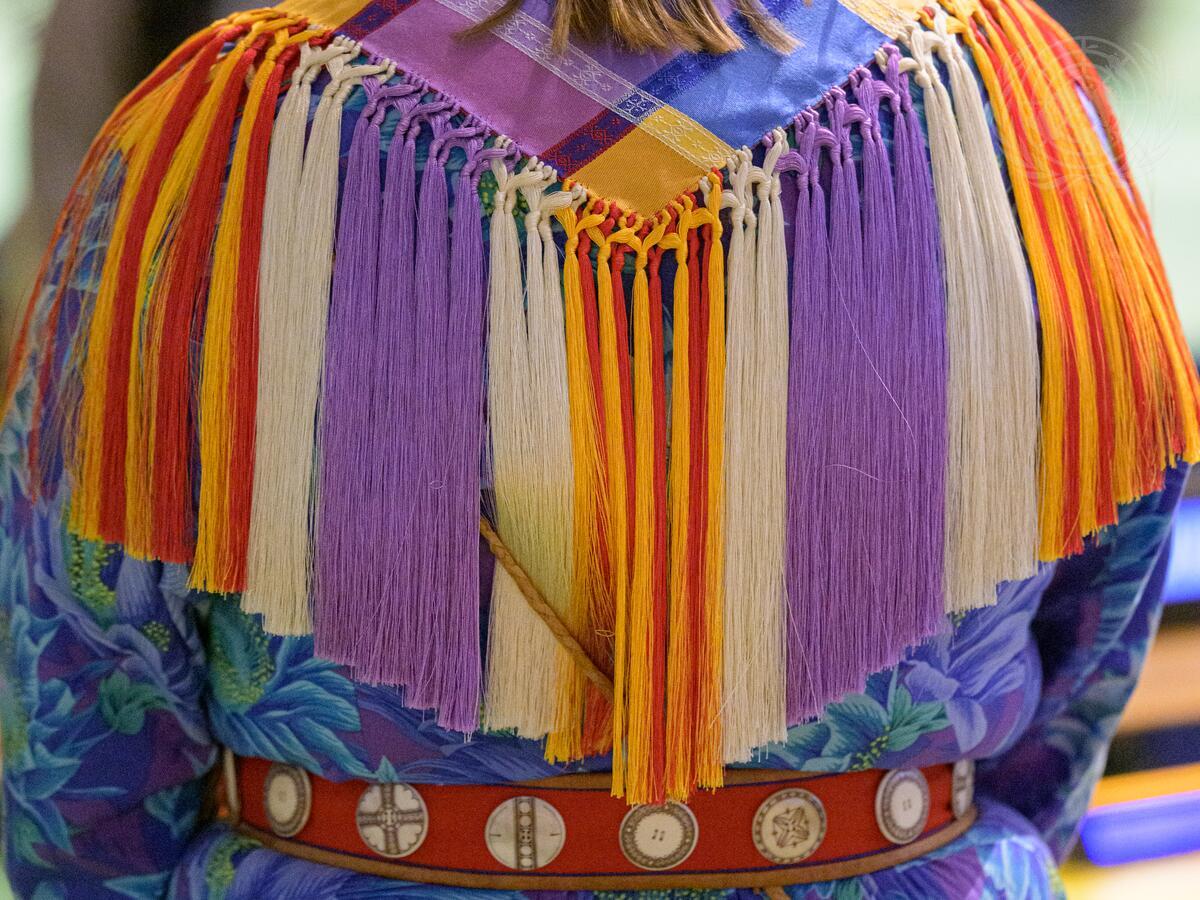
[781,59,950,724]
[132,18,307,566]
[553,198,616,760]
[664,185,726,798]
[875,49,947,649]
[519,166,587,757]
[484,159,578,739]
[72,18,258,546]
[625,210,668,802]
[404,111,489,723]
[722,142,788,763]
[904,21,1040,612]
[355,89,424,687]
[438,139,491,729]
[313,78,392,664]
[22,1,1199,809]
[852,63,945,650]
[193,27,320,594]
[246,40,389,635]
[241,38,344,629]
[939,0,1200,556]
[644,219,672,800]
[312,83,491,730]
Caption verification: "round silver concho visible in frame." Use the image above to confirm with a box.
[752,788,827,864]
[263,763,312,838]
[485,796,567,870]
[875,769,930,846]
[619,802,699,870]
[952,759,975,820]
[355,783,429,858]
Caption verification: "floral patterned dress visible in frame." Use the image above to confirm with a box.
[0,6,1188,898]
[1,306,1185,898]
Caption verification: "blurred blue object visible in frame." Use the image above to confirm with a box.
[1081,791,1200,865]
[1164,498,1200,604]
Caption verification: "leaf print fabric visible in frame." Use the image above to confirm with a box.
[3,311,1184,896]
[980,472,1186,860]
[167,800,1066,900]
[0,17,1187,896]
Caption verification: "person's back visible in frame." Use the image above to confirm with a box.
[2,1,1196,897]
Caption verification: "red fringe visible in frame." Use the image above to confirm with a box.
[149,34,268,562]
[96,27,238,544]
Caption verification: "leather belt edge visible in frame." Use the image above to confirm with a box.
[225,753,979,890]
[235,810,977,889]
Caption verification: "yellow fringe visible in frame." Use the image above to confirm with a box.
[661,199,696,800]
[697,174,726,790]
[71,71,190,540]
[626,212,668,803]
[999,0,1200,472]
[193,26,321,592]
[554,183,728,802]
[590,213,634,797]
[938,0,1200,559]
[127,17,287,558]
[545,199,611,762]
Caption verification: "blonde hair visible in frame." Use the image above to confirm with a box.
[463,0,799,54]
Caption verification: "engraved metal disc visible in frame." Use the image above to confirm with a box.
[952,759,975,820]
[875,769,930,845]
[752,788,827,864]
[263,763,312,838]
[485,796,567,870]
[355,783,429,858]
[619,802,699,870]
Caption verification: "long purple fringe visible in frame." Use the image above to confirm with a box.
[313,55,948,733]
[435,140,496,730]
[315,80,420,669]
[876,49,947,650]
[404,114,455,712]
[314,82,486,731]
[363,95,424,688]
[852,72,901,668]
[782,112,832,721]
[405,118,489,728]
[783,60,947,722]
[315,80,387,662]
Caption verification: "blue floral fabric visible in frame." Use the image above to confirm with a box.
[1,266,1187,897]
[0,26,1190,900]
[168,799,1065,900]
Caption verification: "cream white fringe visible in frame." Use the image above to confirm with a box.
[482,158,578,737]
[904,25,1036,614]
[245,39,389,634]
[930,12,1039,606]
[721,137,790,763]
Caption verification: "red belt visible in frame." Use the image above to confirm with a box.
[227,753,976,889]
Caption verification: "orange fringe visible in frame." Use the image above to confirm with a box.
[939,0,1200,557]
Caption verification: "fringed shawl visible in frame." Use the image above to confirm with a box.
[7,0,1198,804]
